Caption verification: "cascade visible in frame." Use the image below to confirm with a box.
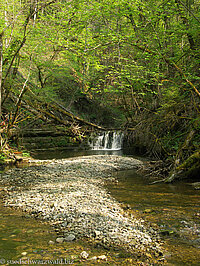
[89,131,124,150]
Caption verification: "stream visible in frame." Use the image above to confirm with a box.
[0,148,200,265]
[107,169,200,265]
[0,202,124,265]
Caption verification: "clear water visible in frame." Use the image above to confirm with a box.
[0,204,128,265]
[107,169,200,265]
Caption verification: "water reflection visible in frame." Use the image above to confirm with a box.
[107,169,200,265]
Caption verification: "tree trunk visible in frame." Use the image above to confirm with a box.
[165,150,200,182]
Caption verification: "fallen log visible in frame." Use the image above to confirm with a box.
[165,150,200,182]
[25,89,106,131]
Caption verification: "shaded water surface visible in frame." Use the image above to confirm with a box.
[31,149,123,160]
[107,169,200,265]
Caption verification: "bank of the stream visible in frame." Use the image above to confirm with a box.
[0,155,165,265]
[0,201,142,265]
[1,153,199,265]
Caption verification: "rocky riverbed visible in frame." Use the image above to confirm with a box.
[0,155,164,263]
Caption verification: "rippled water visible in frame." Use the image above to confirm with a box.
[107,169,200,265]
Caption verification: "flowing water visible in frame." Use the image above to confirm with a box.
[88,131,124,150]
[31,131,125,160]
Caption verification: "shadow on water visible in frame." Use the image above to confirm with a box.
[30,147,147,161]
[31,149,124,160]
[107,169,200,265]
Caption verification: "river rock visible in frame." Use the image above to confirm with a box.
[98,255,107,260]
[56,237,65,243]
[191,182,200,190]
[65,234,76,241]
[80,251,89,259]
[88,256,97,261]
[94,230,101,238]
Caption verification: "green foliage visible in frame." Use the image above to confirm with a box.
[162,131,186,152]
[0,152,6,162]
[0,0,199,167]
[22,151,30,157]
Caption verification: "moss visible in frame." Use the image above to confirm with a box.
[165,150,200,182]
[22,135,81,150]
[177,150,200,179]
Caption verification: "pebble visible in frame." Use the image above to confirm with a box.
[98,255,107,260]
[0,155,163,258]
[94,230,101,238]
[80,251,89,259]
[56,237,65,244]
[88,256,97,261]
[65,234,76,241]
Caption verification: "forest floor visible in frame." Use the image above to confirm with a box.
[0,155,166,264]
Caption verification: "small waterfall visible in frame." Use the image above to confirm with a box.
[89,131,124,150]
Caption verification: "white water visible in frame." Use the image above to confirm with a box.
[89,131,124,150]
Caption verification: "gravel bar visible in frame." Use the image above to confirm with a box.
[0,155,163,258]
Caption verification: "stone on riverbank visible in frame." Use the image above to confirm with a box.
[56,237,65,244]
[65,234,76,241]
[80,251,89,259]
[0,155,163,260]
